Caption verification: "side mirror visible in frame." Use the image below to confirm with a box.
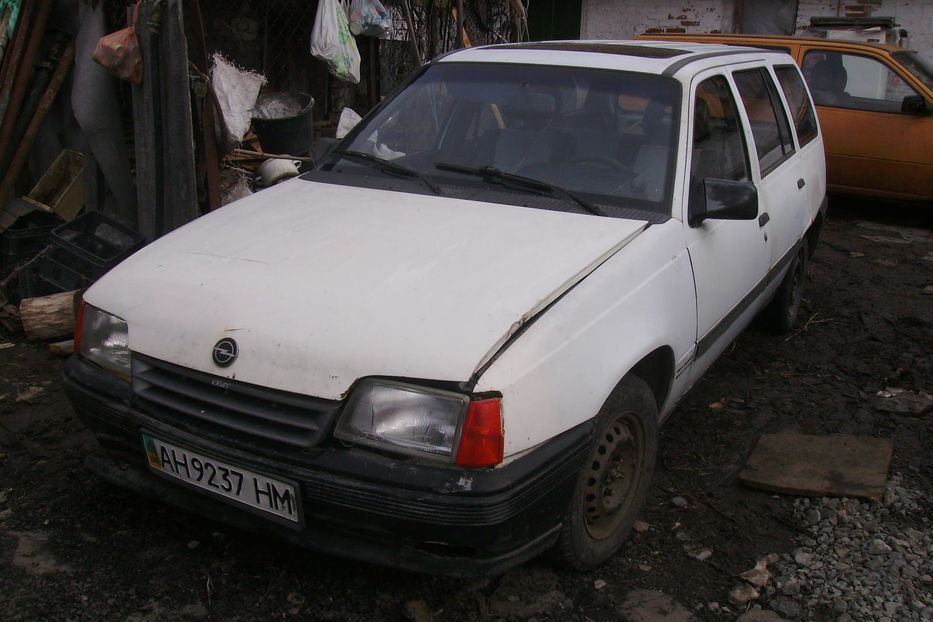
[689,178,758,227]
[901,95,930,115]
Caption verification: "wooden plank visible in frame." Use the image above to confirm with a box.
[740,432,893,501]
[48,339,74,356]
[18,290,80,341]
[158,0,198,233]
[131,0,157,241]
[132,0,198,241]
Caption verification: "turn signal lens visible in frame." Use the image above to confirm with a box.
[455,398,503,467]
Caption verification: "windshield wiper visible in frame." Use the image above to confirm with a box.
[435,162,603,216]
[333,149,442,195]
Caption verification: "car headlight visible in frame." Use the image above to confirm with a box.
[76,302,131,380]
[335,379,503,467]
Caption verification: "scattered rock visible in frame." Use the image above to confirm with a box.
[594,579,606,590]
[869,539,892,555]
[872,388,933,416]
[729,584,760,606]
[186,540,200,550]
[617,590,695,622]
[15,386,45,402]
[10,531,73,575]
[739,559,772,587]
[772,597,801,618]
[683,544,712,561]
[403,600,433,622]
[780,578,800,596]
[671,497,688,508]
[793,550,814,567]
[633,520,651,533]
[487,568,565,618]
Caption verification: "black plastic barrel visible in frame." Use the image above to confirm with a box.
[250,92,314,156]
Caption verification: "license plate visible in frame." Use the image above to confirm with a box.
[142,433,300,523]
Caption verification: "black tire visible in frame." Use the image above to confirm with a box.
[557,375,659,571]
[763,243,808,333]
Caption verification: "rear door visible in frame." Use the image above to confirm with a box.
[732,65,808,271]
[800,47,932,200]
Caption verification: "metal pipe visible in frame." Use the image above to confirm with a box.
[0,0,52,179]
[0,42,75,213]
[0,32,66,174]
[401,0,423,65]
[0,0,35,123]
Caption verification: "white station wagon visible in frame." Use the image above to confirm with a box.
[65,41,826,575]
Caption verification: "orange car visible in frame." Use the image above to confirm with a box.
[637,33,932,203]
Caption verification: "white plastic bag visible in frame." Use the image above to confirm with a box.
[336,107,362,139]
[348,0,392,38]
[310,0,361,84]
[210,53,266,152]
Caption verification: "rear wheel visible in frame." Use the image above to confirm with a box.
[557,376,658,570]
[763,243,808,333]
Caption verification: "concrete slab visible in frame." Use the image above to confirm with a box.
[618,590,695,622]
[740,433,893,501]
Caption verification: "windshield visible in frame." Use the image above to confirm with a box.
[332,62,681,215]
[893,51,933,91]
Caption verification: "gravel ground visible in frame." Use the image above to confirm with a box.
[750,476,933,621]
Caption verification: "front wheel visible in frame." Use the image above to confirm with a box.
[557,376,658,570]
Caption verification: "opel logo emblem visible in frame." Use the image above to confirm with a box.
[212,338,238,367]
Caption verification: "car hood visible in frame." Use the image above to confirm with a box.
[86,179,648,399]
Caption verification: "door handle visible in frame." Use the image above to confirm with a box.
[759,212,770,227]
[797,178,806,189]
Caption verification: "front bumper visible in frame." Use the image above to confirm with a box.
[63,356,590,576]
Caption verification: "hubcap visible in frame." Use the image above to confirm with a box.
[583,413,644,540]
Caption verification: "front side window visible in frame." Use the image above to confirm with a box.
[733,68,795,175]
[329,62,682,215]
[774,65,818,147]
[690,75,750,184]
[802,50,921,113]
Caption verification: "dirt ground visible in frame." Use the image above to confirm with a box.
[0,198,930,622]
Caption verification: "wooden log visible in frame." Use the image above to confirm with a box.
[48,339,75,356]
[18,290,80,341]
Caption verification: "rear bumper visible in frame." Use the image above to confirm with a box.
[63,356,589,576]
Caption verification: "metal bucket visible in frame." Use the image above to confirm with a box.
[250,92,314,156]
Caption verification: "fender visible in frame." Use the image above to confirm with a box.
[475,219,696,458]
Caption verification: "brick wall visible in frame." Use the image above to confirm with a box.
[580,0,737,40]
[795,0,933,52]
[580,0,931,52]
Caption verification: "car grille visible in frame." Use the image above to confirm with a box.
[131,354,340,452]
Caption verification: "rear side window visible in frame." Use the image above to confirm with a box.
[774,65,818,147]
[733,68,795,175]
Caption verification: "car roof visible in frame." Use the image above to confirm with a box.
[636,32,911,54]
[437,40,784,77]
